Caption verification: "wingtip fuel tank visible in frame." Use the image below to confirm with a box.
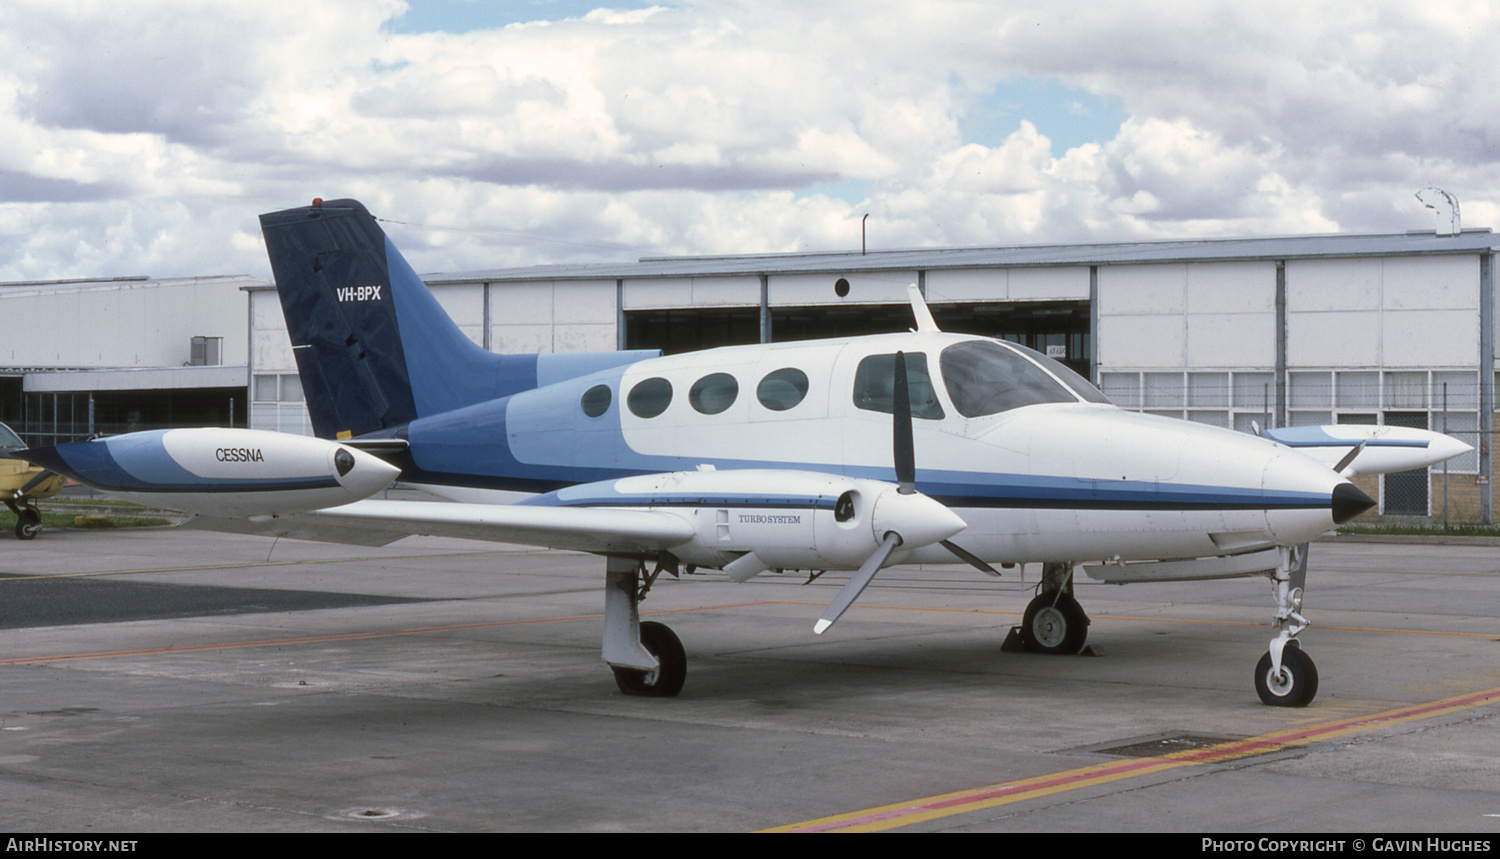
[17,428,400,518]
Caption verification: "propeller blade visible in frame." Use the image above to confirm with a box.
[1333,440,1367,476]
[941,539,1001,577]
[815,531,902,634]
[893,351,915,494]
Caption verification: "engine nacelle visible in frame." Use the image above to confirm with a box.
[531,468,966,574]
[17,428,400,517]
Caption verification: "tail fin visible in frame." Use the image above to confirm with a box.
[260,199,534,439]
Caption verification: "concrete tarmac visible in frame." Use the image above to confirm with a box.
[0,525,1497,833]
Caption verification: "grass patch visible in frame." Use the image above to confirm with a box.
[1339,522,1500,537]
[37,496,147,509]
[0,510,173,533]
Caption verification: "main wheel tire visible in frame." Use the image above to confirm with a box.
[1020,591,1089,655]
[1254,646,1318,707]
[15,509,41,540]
[612,621,686,697]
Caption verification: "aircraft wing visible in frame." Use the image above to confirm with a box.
[179,498,697,553]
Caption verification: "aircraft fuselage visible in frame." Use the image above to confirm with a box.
[400,330,1353,569]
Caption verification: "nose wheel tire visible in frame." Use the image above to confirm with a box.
[1020,591,1089,655]
[1254,646,1318,707]
[612,621,687,697]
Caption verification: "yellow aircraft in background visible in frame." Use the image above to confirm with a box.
[1,422,62,539]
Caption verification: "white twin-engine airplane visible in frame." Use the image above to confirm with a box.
[18,199,1472,706]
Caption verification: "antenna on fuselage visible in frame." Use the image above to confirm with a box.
[907,283,940,333]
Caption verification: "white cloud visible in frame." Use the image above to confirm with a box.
[1,0,1498,283]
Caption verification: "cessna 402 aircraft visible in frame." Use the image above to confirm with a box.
[18,199,1471,707]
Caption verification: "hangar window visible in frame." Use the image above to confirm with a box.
[627,378,673,418]
[757,368,809,411]
[580,384,612,418]
[853,353,944,420]
[689,373,739,415]
[253,373,303,403]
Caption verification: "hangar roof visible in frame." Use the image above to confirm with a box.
[415,228,1500,285]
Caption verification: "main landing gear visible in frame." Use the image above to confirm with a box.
[1018,562,1091,656]
[602,556,687,697]
[5,496,42,540]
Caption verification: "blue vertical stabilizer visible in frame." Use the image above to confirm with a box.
[259,199,538,438]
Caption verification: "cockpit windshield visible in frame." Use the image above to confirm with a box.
[1025,345,1113,406]
[939,339,1110,418]
[0,423,25,455]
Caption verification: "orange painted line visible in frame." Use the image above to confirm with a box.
[0,551,539,582]
[764,685,1500,832]
[0,601,778,665]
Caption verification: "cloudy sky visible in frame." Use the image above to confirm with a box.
[2,0,1496,282]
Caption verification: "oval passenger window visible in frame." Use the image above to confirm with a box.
[580,384,612,418]
[627,377,673,418]
[756,368,809,411]
[689,373,739,415]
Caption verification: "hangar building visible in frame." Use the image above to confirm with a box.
[4,226,1493,524]
[247,228,1497,523]
[1,274,256,446]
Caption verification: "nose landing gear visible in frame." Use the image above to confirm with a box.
[1256,544,1318,707]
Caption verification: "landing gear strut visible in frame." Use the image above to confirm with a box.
[1255,544,1318,707]
[1019,562,1090,655]
[602,556,686,697]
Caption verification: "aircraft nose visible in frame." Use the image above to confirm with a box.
[1332,481,1376,524]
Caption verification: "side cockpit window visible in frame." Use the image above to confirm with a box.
[853,353,945,420]
[939,340,1099,418]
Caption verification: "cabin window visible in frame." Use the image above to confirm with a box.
[689,373,739,415]
[853,353,945,420]
[580,384,612,418]
[756,368,809,411]
[939,340,1081,418]
[627,378,673,418]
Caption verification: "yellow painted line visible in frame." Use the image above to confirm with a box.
[764,685,1500,832]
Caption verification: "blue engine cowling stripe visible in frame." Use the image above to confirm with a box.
[24,437,340,494]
